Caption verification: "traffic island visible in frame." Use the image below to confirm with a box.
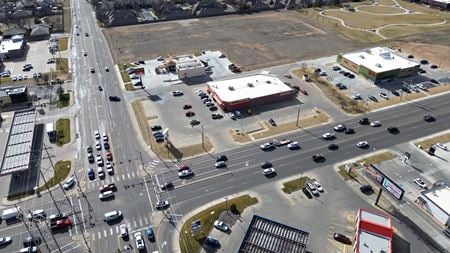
[57,92,70,108]
[58,37,69,51]
[337,151,398,181]
[282,176,310,194]
[179,195,258,253]
[415,132,450,150]
[56,118,71,146]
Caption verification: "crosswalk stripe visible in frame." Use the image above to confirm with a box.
[144,217,148,224]
[69,228,72,236]
[111,177,115,182]
[116,226,119,234]
[98,231,101,239]
[139,218,143,226]
[131,171,135,177]
[104,230,107,237]
[122,174,125,180]
[128,173,131,179]
[116,176,120,182]
[110,228,113,235]
[92,233,95,241]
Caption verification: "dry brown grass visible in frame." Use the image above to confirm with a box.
[337,151,397,180]
[252,110,329,139]
[357,6,405,14]
[427,84,450,95]
[390,43,450,71]
[229,129,252,143]
[415,133,450,150]
[131,99,153,146]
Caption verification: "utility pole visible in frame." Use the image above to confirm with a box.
[296,105,301,127]
[30,212,51,253]
[18,204,49,253]
[73,171,95,219]
[42,219,62,253]
[38,168,61,213]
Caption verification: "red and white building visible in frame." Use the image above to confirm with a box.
[354,208,393,253]
[207,74,297,112]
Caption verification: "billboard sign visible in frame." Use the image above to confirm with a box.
[382,177,404,200]
[365,165,383,184]
[366,164,405,200]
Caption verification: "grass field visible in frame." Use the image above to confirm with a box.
[56,118,70,146]
[376,0,396,5]
[180,195,258,253]
[38,161,71,192]
[58,37,69,51]
[380,24,449,38]
[282,176,310,194]
[415,133,450,150]
[337,152,398,180]
[357,6,405,14]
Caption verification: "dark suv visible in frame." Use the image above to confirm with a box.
[359,117,369,125]
[109,96,121,102]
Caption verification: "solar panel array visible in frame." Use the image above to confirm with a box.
[238,215,309,253]
[0,108,36,176]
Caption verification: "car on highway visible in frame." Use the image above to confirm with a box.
[189,119,201,126]
[424,114,435,122]
[95,141,101,150]
[333,124,346,131]
[87,168,95,180]
[134,232,145,250]
[312,154,325,162]
[49,213,68,223]
[26,209,46,221]
[328,144,339,150]
[94,131,100,139]
[214,220,230,232]
[436,143,448,151]
[344,128,355,134]
[108,96,121,102]
[211,113,223,119]
[144,226,155,240]
[260,142,275,151]
[413,178,428,189]
[172,90,183,96]
[160,182,174,190]
[155,200,170,209]
[204,237,220,248]
[302,187,313,199]
[287,141,300,150]
[178,169,194,178]
[20,246,38,253]
[387,127,399,134]
[260,161,273,169]
[183,104,192,109]
[216,155,228,162]
[106,151,113,161]
[262,168,276,176]
[99,190,114,200]
[178,165,190,172]
[120,224,128,238]
[359,117,369,125]
[322,132,335,140]
[333,233,352,245]
[356,141,369,148]
[215,161,226,168]
[274,139,292,146]
[63,176,76,190]
[185,111,195,117]
[96,155,103,166]
[106,162,114,175]
[370,121,381,127]
[100,183,117,193]
[0,236,11,247]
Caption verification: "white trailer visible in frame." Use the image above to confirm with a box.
[46,122,56,142]
[2,206,21,220]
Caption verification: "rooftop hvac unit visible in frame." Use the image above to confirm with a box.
[247,83,254,87]
[376,63,382,68]
[359,55,365,59]
[228,86,234,91]
[266,80,271,84]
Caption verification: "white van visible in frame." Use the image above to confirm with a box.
[99,190,114,200]
[20,246,38,253]
[103,210,122,222]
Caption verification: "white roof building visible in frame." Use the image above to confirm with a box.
[174,54,205,79]
[342,47,419,73]
[422,183,450,226]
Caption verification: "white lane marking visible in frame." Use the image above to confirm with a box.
[144,217,149,224]
[78,196,86,230]
[116,176,120,182]
[127,173,131,179]
[98,231,101,239]
[144,176,155,212]
[139,218,143,226]
[111,177,115,182]
[92,233,95,241]
[110,228,113,235]
[104,230,107,237]
[133,220,137,228]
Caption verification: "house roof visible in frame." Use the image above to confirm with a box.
[2,27,27,37]
[30,24,50,36]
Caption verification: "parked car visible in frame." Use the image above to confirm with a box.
[380,93,389,100]
[185,111,195,117]
[302,187,313,199]
[436,143,448,151]
[145,225,154,240]
[333,233,352,245]
[368,95,378,102]
[151,125,162,131]
[211,113,223,119]
[204,237,220,248]
[87,168,95,180]
[306,182,319,196]
[95,141,101,150]
[352,94,362,100]
[313,180,324,192]
[189,119,201,126]
[134,232,145,250]
[120,224,128,238]
[214,220,230,232]
[183,104,192,110]
[172,90,183,96]
[413,178,428,189]
[360,185,373,194]
[155,200,170,209]
[99,183,117,193]
[391,90,400,96]
[108,96,121,102]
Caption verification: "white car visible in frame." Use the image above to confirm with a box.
[178,169,193,178]
[96,155,103,166]
[313,181,324,192]
[0,236,11,246]
[370,121,381,127]
[12,75,18,81]
[380,93,389,100]
[26,209,46,221]
[106,162,114,174]
[262,168,276,176]
[322,132,335,140]
[356,141,369,148]
[436,143,448,151]
[413,178,428,189]
[97,167,105,178]
[417,84,428,91]
[260,142,275,150]
[215,161,226,168]
[102,133,108,142]
[95,141,101,150]
[333,124,346,131]
[99,190,114,200]
[287,141,299,149]
[94,131,100,139]
[134,232,145,250]
[155,200,169,209]
[172,90,183,96]
[120,224,128,238]
[63,176,76,190]
[213,220,230,232]
[306,183,319,196]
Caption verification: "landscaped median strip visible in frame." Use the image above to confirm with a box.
[415,132,450,151]
[179,195,258,253]
[337,151,398,181]
[56,118,71,146]
[282,176,310,194]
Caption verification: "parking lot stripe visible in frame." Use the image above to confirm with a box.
[116,176,120,182]
[92,233,95,241]
[122,175,126,180]
[110,228,113,235]
[111,177,115,182]
[69,228,72,236]
[116,226,119,234]
[144,217,149,224]
[131,172,135,177]
[139,218,143,226]
[104,230,107,237]
[133,220,137,228]
[98,231,101,239]
[128,173,131,179]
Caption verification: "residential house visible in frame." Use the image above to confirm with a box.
[192,0,226,16]
[153,0,193,20]
[104,9,138,26]
[29,23,51,40]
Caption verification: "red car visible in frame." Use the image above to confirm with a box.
[106,151,113,161]
[51,218,71,229]
[178,165,190,172]
[183,104,192,110]
[99,183,117,193]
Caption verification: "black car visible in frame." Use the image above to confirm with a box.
[216,155,228,162]
[209,106,218,111]
[155,137,165,143]
[391,90,400,96]
[268,118,276,126]
[333,233,352,245]
[418,68,426,74]
[23,236,42,247]
[348,74,355,79]
[387,127,399,134]
[328,144,339,150]
[204,237,220,248]
[407,55,414,59]
[302,187,313,199]
[420,59,429,65]
[368,95,378,102]
[151,125,162,131]
[160,182,174,190]
[344,128,355,134]
[360,184,373,194]
[211,113,223,119]
[430,79,439,84]
[332,66,341,71]
[424,115,435,122]
[260,161,273,169]
[312,154,325,162]
[430,64,438,69]
[108,96,121,102]
[359,117,369,125]
[103,142,110,150]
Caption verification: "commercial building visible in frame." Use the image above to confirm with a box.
[174,54,206,79]
[0,34,27,59]
[354,208,393,253]
[337,47,420,82]
[0,86,29,106]
[420,0,450,10]
[207,74,297,112]
[421,183,450,226]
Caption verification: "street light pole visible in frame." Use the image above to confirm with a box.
[201,124,205,150]
[225,197,229,214]
[296,105,301,127]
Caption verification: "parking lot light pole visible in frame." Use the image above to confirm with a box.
[296,105,301,127]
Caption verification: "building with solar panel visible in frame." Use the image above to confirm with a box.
[238,215,310,253]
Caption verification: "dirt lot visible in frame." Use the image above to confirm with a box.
[103,10,362,71]
[389,42,450,70]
